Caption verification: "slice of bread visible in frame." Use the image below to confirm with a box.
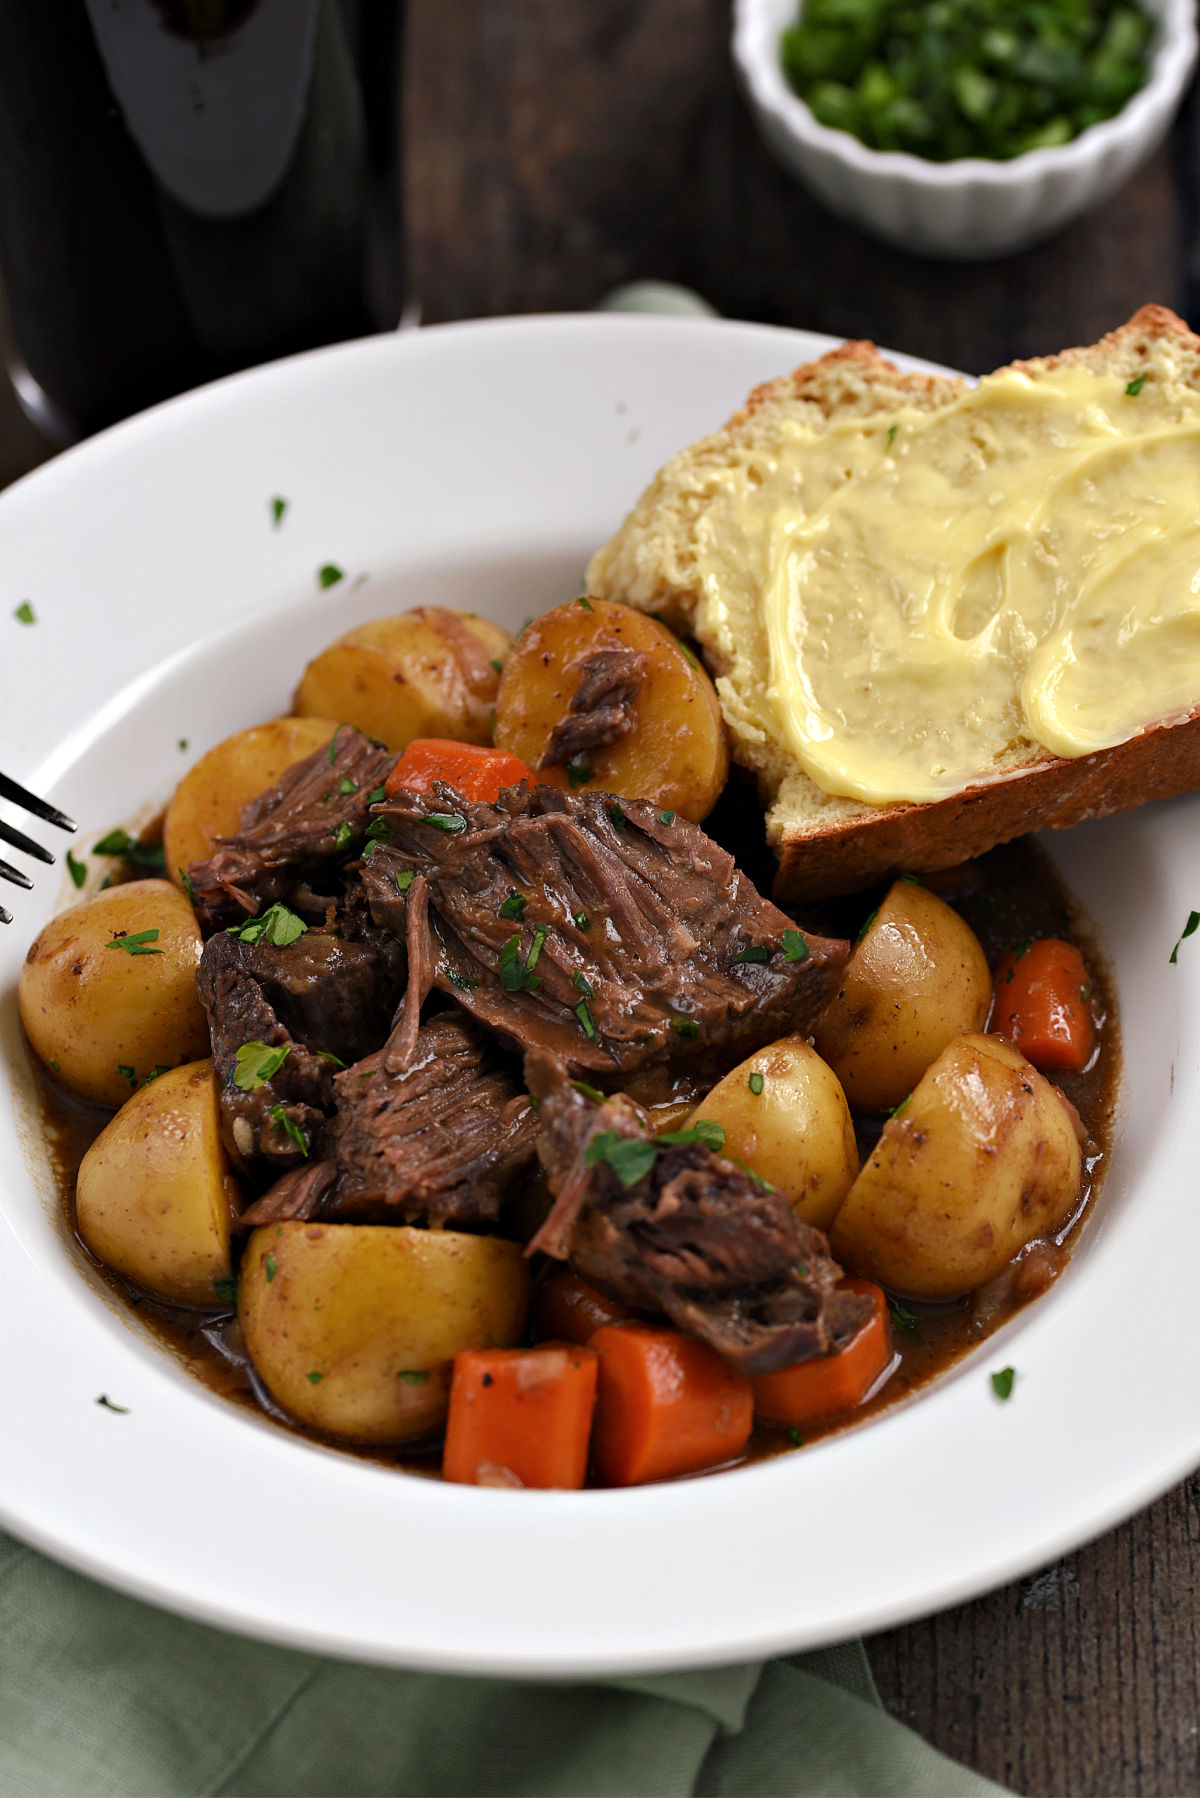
[586,304,1200,901]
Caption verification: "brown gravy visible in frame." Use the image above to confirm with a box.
[29,834,1119,1484]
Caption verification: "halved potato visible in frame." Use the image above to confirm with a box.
[828,1032,1082,1300]
[814,878,991,1113]
[19,879,208,1105]
[493,597,728,821]
[292,607,512,751]
[76,1060,237,1305]
[240,1222,529,1443]
[164,714,341,886]
[690,1036,858,1230]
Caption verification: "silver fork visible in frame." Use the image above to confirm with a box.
[0,771,76,924]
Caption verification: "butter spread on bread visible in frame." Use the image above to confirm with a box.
[588,305,1200,897]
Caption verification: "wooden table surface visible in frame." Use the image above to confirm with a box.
[3,5,1198,1792]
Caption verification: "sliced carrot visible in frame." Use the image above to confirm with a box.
[442,1344,597,1489]
[588,1322,753,1488]
[752,1279,892,1429]
[531,1267,632,1346]
[991,937,1095,1073]
[384,738,531,804]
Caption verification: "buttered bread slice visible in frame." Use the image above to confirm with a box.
[587,305,1200,899]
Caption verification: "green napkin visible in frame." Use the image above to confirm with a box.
[0,1529,1008,1797]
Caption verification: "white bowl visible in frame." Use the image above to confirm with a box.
[733,0,1198,259]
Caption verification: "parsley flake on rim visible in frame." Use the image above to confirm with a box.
[227,903,307,948]
[270,495,288,526]
[317,563,344,589]
[107,929,163,957]
[232,1040,290,1092]
[991,1366,1016,1401]
[95,1395,129,1414]
[1170,911,1200,963]
[781,928,810,964]
[65,849,87,889]
[13,600,35,624]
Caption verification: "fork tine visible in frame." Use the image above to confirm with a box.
[0,857,34,890]
[0,771,75,833]
[0,818,53,864]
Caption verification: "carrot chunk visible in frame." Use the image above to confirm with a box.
[443,1344,598,1489]
[531,1267,632,1346]
[991,937,1095,1072]
[589,1322,753,1487]
[752,1279,892,1429]
[384,738,531,804]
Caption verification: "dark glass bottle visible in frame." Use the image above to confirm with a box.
[0,0,402,441]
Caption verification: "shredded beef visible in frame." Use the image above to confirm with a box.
[243,1014,538,1229]
[524,1053,870,1375]
[357,781,847,1077]
[187,726,397,931]
[539,648,647,769]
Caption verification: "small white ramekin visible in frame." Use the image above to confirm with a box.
[733,0,1198,260]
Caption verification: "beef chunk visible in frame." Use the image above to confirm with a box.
[539,648,647,769]
[357,781,846,1077]
[243,1014,538,1229]
[187,726,396,930]
[525,1053,870,1375]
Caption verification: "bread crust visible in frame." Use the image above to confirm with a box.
[588,305,1200,903]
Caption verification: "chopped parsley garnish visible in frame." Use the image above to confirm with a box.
[118,1065,137,1090]
[1126,374,1147,397]
[94,830,133,855]
[576,594,595,612]
[178,739,189,752]
[327,727,350,765]
[397,1369,430,1386]
[573,969,594,998]
[585,1130,658,1188]
[232,1040,290,1092]
[607,802,626,830]
[13,600,34,625]
[367,786,387,805]
[573,998,597,1040]
[228,903,308,948]
[566,756,594,790]
[885,1094,910,1119]
[268,1103,309,1157]
[787,1428,804,1447]
[658,1118,725,1152]
[571,1079,605,1102]
[427,811,467,834]
[142,1066,170,1086]
[178,868,196,902]
[669,1015,700,1039]
[678,640,700,672]
[317,563,344,588]
[1170,911,1200,963]
[306,1370,325,1385]
[886,422,899,449]
[332,821,356,852]
[856,908,879,943]
[889,1300,920,1334]
[265,1254,277,1283]
[92,830,167,874]
[365,817,390,842]
[490,658,504,673]
[499,926,547,993]
[991,1366,1016,1401]
[65,849,86,889]
[317,1051,347,1069]
[447,969,480,991]
[731,944,769,965]
[499,890,526,921]
[212,1276,238,1306]
[107,929,163,957]
[573,912,590,931]
[395,870,415,893]
[95,1395,129,1414]
[658,810,676,826]
[339,776,359,795]
[270,496,288,526]
[782,928,810,964]
[748,1070,765,1096]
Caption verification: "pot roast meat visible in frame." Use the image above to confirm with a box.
[242,1013,539,1229]
[186,725,397,931]
[525,1052,871,1375]
[358,781,847,1077]
[538,647,648,770]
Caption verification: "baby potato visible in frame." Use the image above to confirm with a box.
[76,1060,237,1306]
[240,1222,530,1444]
[19,880,208,1105]
[829,1032,1082,1301]
[813,878,991,1113]
[292,607,512,752]
[164,714,340,886]
[493,597,728,822]
[688,1036,857,1230]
